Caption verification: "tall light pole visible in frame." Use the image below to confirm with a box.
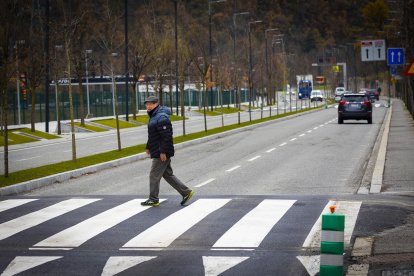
[233,11,249,124]
[173,0,179,116]
[14,40,25,125]
[274,35,286,112]
[124,0,129,121]
[84,49,92,118]
[208,0,226,112]
[55,45,63,135]
[248,20,262,121]
[265,28,278,117]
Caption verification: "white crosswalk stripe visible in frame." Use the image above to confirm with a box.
[0,197,363,275]
[0,198,100,241]
[212,199,296,249]
[0,199,38,213]
[31,199,161,250]
[121,199,231,249]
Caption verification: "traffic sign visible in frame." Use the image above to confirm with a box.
[387,48,404,65]
[404,58,414,76]
[361,40,386,62]
[390,66,397,76]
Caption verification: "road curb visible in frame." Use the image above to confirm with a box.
[370,103,392,193]
[0,106,326,196]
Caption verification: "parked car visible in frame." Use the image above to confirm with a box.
[338,93,372,124]
[310,90,324,102]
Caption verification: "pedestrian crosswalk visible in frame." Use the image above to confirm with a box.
[0,197,362,275]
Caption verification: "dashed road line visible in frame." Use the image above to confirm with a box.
[16,156,41,162]
[279,142,287,147]
[290,138,297,141]
[299,134,305,137]
[226,166,241,172]
[248,156,261,162]
[266,148,276,153]
[195,178,215,188]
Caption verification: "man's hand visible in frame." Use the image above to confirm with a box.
[160,153,167,161]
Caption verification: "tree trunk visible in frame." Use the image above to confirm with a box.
[66,48,76,161]
[131,83,137,120]
[1,89,9,177]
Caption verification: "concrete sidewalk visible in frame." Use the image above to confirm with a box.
[348,98,414,275]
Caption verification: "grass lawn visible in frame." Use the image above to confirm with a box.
[1,105,323,187]
[93,119,138,129]
[74,122,108,132]
[0,128,61,147]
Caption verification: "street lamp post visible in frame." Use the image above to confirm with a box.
[248,20,262,121]
[14,40,25,125]
[55,45,63,135]
[208,0,226,112]
[273,35,286,112]
[233,11,249,124]
[265,28,278,117]
[84,49,92,118]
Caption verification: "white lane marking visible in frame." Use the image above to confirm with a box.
[195,178,215,188]
[279,142,287,147]
[299,134,305,137]
[319,124,324,127]
[266,148,276,153]
[307,130,312,133]
[16,156,41,162]
[313,127,318,130]
[248,156,261,162]
[122,199,231,249]
[1,256,63,276]
[32,199,159,249]
[102,256,157,276]
[226,166,241,172]
[290,138,297,141]
[213,199,296,248]
[203,256,249,276]
[62,150,72,153]
[0,198,100,241]
[302,200,362,248]
[0,199,38,213]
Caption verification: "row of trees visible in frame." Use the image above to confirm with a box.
[1,0,411,177]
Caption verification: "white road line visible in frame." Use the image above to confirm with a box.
[213,199,296,248]
[313,127,318,130]
[1,256,63,276]
[31,199,158,250]
[122,199,231,249]
[0,198,100,241]
[226,165,241,172]
[290,138,297,141]
[62,150,72,153]
[195,178,215,188]
[307,130,312,133]
[248,156,261,162]
[302,200,362,248]
[16,156,41,162]
[266,148,276,153]
[279,142,287,147]
[319,124,324,127]
[102,256,157,276]
[299,134,305,137]
[0,199,38,213]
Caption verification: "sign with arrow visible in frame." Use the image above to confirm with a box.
[361,40,386,62]
[387,48,404,65]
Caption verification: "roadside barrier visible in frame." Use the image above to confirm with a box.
[320,205,345,275]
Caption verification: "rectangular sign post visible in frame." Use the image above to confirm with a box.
[361,40,386,62]
[387,48,405,66]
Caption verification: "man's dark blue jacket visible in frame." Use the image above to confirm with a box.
[146,105,174,159]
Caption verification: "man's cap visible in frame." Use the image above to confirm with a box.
[144,96,158,103]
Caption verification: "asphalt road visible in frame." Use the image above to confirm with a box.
[2,99,407,276]
[1,99,318,173]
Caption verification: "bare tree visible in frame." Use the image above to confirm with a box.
[94,0,124,151]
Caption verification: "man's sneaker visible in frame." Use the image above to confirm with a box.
[180,190,194,206]
[141,199,160,207]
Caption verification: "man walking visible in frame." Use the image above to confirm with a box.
[141,96,194,207]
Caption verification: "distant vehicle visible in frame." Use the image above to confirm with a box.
[315,76,326,85]
[297,74,313,99]
[338,93,372,124]
[310,90,324,102]
[359,88,379,101]
[335,87,346,96]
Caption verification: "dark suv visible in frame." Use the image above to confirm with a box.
[338,94,372,124]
